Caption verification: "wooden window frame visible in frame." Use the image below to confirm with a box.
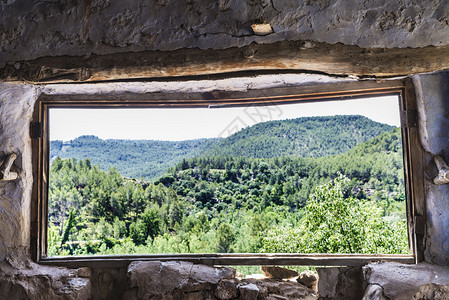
[30,79,424,268]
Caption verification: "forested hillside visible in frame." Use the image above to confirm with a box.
[48,123,408,257]
[50,135,218,179]
[204,115,394,158]
[50,115,393,180]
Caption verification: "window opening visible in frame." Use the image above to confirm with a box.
[46,95,409,257]
[31,80,421,266]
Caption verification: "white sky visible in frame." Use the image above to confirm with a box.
[50,95,401,141]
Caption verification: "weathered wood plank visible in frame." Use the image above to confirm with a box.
[39,254,415,269]
[2,41,449,83]
[403,78,426,263]
[38,80,405,104]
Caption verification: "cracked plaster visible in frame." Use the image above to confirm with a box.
[412,71,449,265]
[1,0,449,65]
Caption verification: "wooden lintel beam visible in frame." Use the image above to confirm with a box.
[2,40,449,83]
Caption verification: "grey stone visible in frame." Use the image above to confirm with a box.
[55,277,91,299]
[184,290,206,300]
[1,0,449,66]
[271,282,309,299]
[214,279,239,300]
[75,267,92,278]
[413,283,449,300]
[297,270,318,291]
[238,283,259,300]
[317,266,363,300]
[121,287,139,300]
[261,266,299,279]
[242,278,315,300]
[362,284,388,300]
[127,261,236,299]
[0,261,91,300]
[363,262,449,300]
[317,267,340,298]
[91,267,128,300]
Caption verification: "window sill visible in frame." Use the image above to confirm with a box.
[38,253,416,269]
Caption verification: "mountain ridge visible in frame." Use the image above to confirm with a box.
[50,115,395,180]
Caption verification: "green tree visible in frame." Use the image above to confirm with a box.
[130,208,161,245]
[47,223,62,256]
[216,223,235,253]
[261,175,408,254]
[61,208,76,246]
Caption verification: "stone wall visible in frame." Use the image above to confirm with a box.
[1,0,449,64]
[1,1,449,298]
[0,83,36,264]
[2,0,449,81]
[412,72,449,265]
[0,72,449,299]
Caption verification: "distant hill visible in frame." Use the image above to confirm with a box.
[50,135,218,179]
[204,115,394,158]
[50,115,395,180]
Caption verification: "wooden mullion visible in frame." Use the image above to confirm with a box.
[403,78,425,263]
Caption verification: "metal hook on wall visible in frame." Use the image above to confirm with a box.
[0,153,18,181]
[433,155,449,185]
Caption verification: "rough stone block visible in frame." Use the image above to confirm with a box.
[214,279,239,300]
[261,266,299,279]
[363,262,449,300]
[317,266,363,300]
[297,270,318,291]
[413,283,449,300]
[127,261,236,299]
[238,283,259,300]
[362,284,388,300]
[0,261,91,300]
